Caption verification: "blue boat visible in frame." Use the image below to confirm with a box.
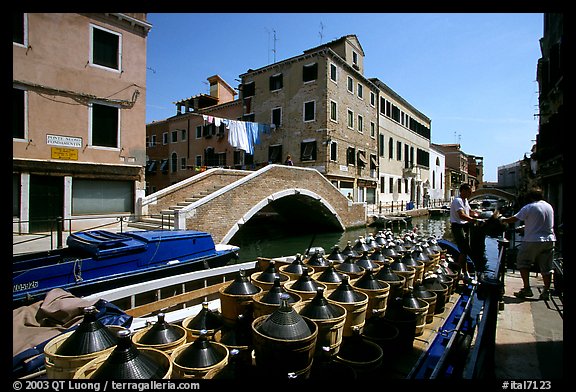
[12,229,239,308]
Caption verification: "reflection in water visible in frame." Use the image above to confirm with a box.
[232,215,456,263]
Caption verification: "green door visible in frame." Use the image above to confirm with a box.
[29,175,63,233]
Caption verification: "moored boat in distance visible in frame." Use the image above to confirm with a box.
[12,229,239,308]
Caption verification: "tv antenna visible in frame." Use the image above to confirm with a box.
[265,28,278,64]
[319,22,325,43]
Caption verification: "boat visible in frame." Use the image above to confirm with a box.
[14,228,505,380]
[12,229,240,309]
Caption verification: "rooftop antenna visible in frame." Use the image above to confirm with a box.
[319,22,325,44]
[272,29,277,63]
[454,131,461,145]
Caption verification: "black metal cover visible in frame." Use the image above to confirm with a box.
[138,313,184,345]
[185,302,223,331]
[223,269,260,295]
[175,330,227,368]
[298,288,345,320]
[257,295,313,340]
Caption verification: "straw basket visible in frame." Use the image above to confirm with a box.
[251,315,318,379]
[218,285,261,326]
[170,341,229,379]
[132,324,187,354]
[252,291,302,319]
[352,281,390,319]
[280,264,315,281]
[73,347,172,379]
[181,315,222,343]
[44,325,123,379]
[284,280,327,301]
[403,298,429,336]
[393,267,415,294]
[326,292,369,337]
[293,301,347,356]
[250,271,290,291]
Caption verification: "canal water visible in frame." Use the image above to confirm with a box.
[231,214,457,263]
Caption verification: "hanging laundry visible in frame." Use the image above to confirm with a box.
[245,122,261,155]
[223,119,251,154]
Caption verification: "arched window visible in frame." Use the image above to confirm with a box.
[436,157,440,166]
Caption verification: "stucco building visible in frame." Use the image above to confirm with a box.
[13,13,151,232]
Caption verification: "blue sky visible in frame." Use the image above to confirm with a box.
[145,13,543,182]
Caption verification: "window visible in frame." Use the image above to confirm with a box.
[243,81,255,97]
[180,157,187,170]
[330,100,338,122]
[380,97,386,115]
[370,91,376,107]
[388,137,394,158]
[180,129,187,141]
[330,141,338,161]
[13,88,25,139]
[300,140,317,161]
[146,160,157,173]
[72,179,133,214]
[352,51,359,66]
[160,159,168,173]
[303,101,315,122]
[303,63,318,82]
[91,25,121,71]
[268,145,283,163]
[162,133,168,145]
[389,178,394,194]
[269,74,283,91]
[171,152,178,172]
[357,83,363,99]
[347,76,354,93]
[148,134,157,147]
[347,109,354,129]
[346,147,356,165]
[397,178,402,193]
[196,125,202,139]
[330,63,337,82]
[13,13,26,46]
[380,177,385,194]
[171,130,178,143]
[379,134,385,157]
[370,122,375,138]
[91,102,119,148]
[272,107,282,128]
[195,155,202,166]
[396,141,402,160]
[357,114,363,133]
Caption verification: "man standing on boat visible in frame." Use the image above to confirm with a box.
[501,187,556,300]
[450,183,481,284]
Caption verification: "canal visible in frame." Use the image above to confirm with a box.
[231,214,458,263]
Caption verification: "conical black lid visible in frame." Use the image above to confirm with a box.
[412,283,435,299]
[55,306,117,356]
[91,329,166,379]
[185,302,223,331]
[352,237,371,253]
[401,251,418,266]
[223,269,260,295]
[390,258,409,272]
[382,244,399,259]
[175,330,227,368]
[341,241,359,258]
[383,297,417,322]
[290,268,321,292]
[335,256,364,274]
[357,252,379,270]
[260,278,299,305]
[316,262,344,284]
[402,291,424,309]
[374,232,387,246]
[326,245,346,262]
[423,275,450,290]
[299,288,345,320]
[139,313,184,345]
[369,247,386,262]
[327,276,366,303]
[412,246,430,263]
[255,261,285,283]
[375,263,403,282]
[283,255,308,275]
[257,295,312,340]
[353,268,386,290]
[306,250,329,268]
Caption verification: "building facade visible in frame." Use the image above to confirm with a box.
[145,75,242,193]
[371,78,433,208]
[13,13,151,232]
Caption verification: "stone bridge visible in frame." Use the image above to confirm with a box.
[135,165,366,244]
[470,187,517,202]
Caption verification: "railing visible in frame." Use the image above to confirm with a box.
[12,214,172,254]
[368,198,450,215]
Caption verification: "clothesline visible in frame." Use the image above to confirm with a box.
[200,114,274,155]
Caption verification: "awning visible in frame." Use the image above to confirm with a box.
[357,151,368,165]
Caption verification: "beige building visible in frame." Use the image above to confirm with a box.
[371,78,433,208]
[13,13,151,232]
[239,35,379,203]
[145,75,242,193]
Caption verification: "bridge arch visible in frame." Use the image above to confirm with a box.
[221,188,346,244]
[470,188,516,202]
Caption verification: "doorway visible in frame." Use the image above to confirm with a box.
[29,175,64,232]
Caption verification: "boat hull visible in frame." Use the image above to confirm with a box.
[13,230,239,308]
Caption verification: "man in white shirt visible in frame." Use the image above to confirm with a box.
[450,183,481,283]
[501,187,556,300]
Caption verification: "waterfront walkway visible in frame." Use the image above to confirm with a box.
[12,227,563,380]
